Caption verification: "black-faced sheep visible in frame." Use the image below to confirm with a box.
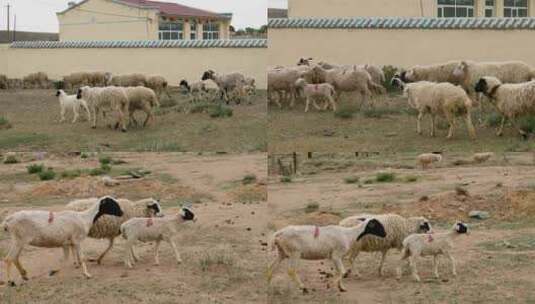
[201,70,246,105]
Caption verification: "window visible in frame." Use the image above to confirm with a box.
[158,21,183,40]
[437,0,475,17]
[485,0,495,17]
[203,22,220,40]
[504,0,528,17]
[190,21,197,40]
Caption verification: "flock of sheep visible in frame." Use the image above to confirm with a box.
[1,196,196,286]
[268,213,469,293]
[269,58,535,139]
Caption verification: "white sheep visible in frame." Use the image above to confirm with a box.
[267,218,387,293]
[120,207,196,268]
[392,77,476,139]
[1,196,124,285]
[297,59,386,88]
[339,213,432,277]
[268,65,313,108]
[77,86,130,132]
[475,76,535,137]
[396,222,469,282]
[294,78,337,112]
[417,153,443,170]
[66,197,163,264]
[124,86,160,127]
[401,61,461,84]
[110,74,147,87]
[55,89,91,123]
[472,152,494,163]
[201,70,246,104]
[146,75,171,100]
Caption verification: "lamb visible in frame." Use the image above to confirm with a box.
[475,76,535,137]
[472,152,494,163]
[179,79,207,103]
[267,218,387,293]
[294,78,337,112]
[23,72,49,89]
[55,89,91,123]
[146,75,171,100]
[311,65,386,108]
[417,153,443,170]
[396,222,469,282]
[338,214,432,278]
[201,70,246,104]
[392,77,476,139]
[77,86,130,132]
[110,74,147,87]
[123,86,160,127]
[268,66,312,108]
[120,207,196,268]
[66,197,163,264]
[1,196,123,285]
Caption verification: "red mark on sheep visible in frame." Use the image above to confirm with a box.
[146,218,153,227]
[314,226,320,238]
[48,211,54,224]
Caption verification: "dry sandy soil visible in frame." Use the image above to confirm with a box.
[0,152,268,303]
[0,88,267,152]
[267,152,535,303]
[268,94,535,153]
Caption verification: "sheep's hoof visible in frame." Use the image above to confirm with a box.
[21,275,29,281]
[49,270,59,277]
[121,129,127,133]
[301,288,309,294]
[338,285,347,292]
[343,270,351,278]
[91,126,97,129]
[8,281,16,287]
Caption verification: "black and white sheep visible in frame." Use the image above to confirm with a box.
[55,89,91,123]
[201,70,246,105]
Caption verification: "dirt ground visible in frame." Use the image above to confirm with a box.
[0,152,268,304]
[268,94,535,153]
[0,88,267,152]
[267,152,535,304]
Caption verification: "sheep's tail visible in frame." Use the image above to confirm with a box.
[369,79,386,95]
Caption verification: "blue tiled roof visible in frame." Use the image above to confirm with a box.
[10,39,267,49]
[268,17,535,30]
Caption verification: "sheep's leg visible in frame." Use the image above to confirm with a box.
[465,112,476,140]
[328,95,337,112]
[153,240,161,266]
[304,97,311,113]
[74,244,91,279]
[332,257,347,292]
[83,103,91,122]
[92,107,99,129]
[430,114,436,137]
[60,107,66,123]
[142,106,153,128]
[72,107,79,124]
[267,254,284,284]
[168,239,183,265]
[344,250,361,278]
[287,255,307,293]
[118,107,127,132]
[416,112,424,135]
[131,247,139,263]
[408,256,420,282]
[378,250,388,276]
[433,255,440,279]
[446,252,457,277]
[496,116,506,137]
[72,245,80,267]
[12,246,28,281]
[446,113,455,139]
[95,238,114,265]
[123,242,134,268]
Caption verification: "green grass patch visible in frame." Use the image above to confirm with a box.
[334,105,358,119]
[404,175,418,183]
[0,116,12,129]
[242,174,257,185]
[99,155,112,165]
[199,249,236,272]
[376,172,396,183]
[61,169,82,179]
[3,155,19,164]
[209,104,233,118]
[519,116,535,134]
[38,169,56,181]
[344,176,360,184]
[486,112,504,128]
[305,202,319,213]
[280,176,292,183]
[362,107,401,119]
[27,163,44,174]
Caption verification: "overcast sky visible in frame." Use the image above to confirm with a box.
[0,0,267,33]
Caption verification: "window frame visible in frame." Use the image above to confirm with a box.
[190,20,197,40]
[437,0,475,18]
[158,20,184,41]
[485,0,495,17]
[202,21,220,40]
[504,0,528,17]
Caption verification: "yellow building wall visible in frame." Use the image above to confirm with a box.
[268,28,535,69]
[1,47,267,89]
[58,0,159,41]
[287,0,535,18]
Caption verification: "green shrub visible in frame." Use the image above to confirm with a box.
[334,105,358,119]
[100,163,112,172]
[3,155,19,164]
[344,176,360,184]
[99,156,112,165]
[209,104,233,118]
[38,169,56,181]
[382,65,400,93]
[242,174,257,185]
[280,176,292,183]
[27,164,45,174]
[0,116,12,129]
[305,202,319,213]
[190,101,217,114]
[90,167,107,176]
[61,169,82,179]
[80,152,89,159]
[53,80,64,90]
[519,116,535,134]
[376,172,396,183]
[404,175,418,183]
